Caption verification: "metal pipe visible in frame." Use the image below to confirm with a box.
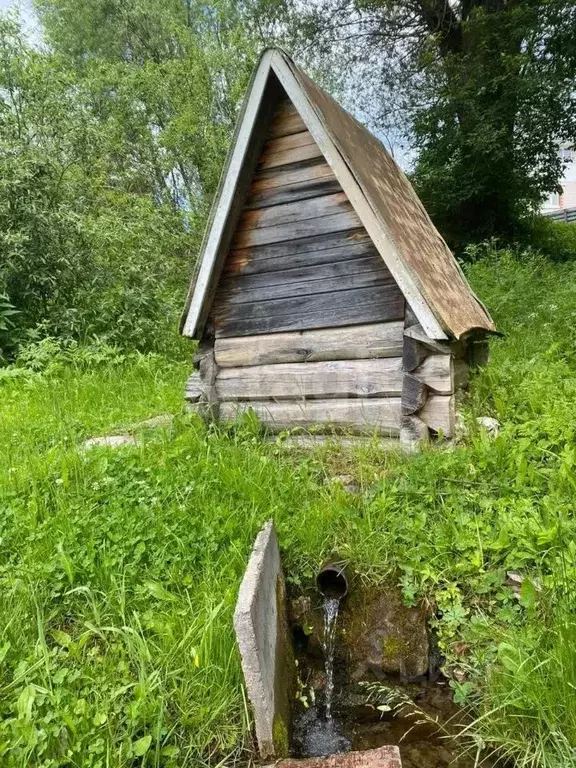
[316,559,349,599]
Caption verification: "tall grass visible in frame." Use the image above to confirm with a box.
[464,596,576,767]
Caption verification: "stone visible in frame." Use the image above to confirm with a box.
[82,434,140,450]
[340,584,429,681]
[234,521,294,759]
[131,413,174,430]
[476,416,500,437]
[265,745,402,768]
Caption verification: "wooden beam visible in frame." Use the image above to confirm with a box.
[214,322,404,367]
[219,398,402,436]
[233,210,362,249]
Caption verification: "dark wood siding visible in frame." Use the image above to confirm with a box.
[211,97,404,338]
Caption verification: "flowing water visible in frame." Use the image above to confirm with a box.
[322,597,340,720]
[291,596,351,757]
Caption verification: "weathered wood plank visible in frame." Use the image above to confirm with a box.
[267,111,306,139]
[245,177,342,210]
[251,159,334,192]
[262,130,316,155]
[222,255,390,291]
[402,373,428,415]
[216,358,405,400]
[225,230,372,275]
[225,241,380,278]
[233,210,362,249]
[217,260,393,305]
[219,398,402,436]
[214,322,405,367]
[419,395,455,436]
[237,192,352,232]
[258,142,322,170]
[214,284,405,337]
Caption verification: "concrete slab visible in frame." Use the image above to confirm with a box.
[234,521,294,759]
[266,746,402,768]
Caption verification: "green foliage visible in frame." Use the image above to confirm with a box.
[464,595,576,767]
[520,216,576,262]
[0,6,264,359]
[411,0,576,249]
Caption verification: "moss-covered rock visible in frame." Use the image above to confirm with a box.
[340,582,429,680]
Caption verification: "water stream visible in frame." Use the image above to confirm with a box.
[292,595,351,756]
[322,597,340,720]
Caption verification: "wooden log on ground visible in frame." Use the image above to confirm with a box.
[219,398,402,436]
[214,322,404,367]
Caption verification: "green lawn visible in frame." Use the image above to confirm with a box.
[2,251,576,767]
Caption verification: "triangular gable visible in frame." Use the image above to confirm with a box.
[181,48,495,341]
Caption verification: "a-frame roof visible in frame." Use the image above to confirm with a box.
[181,48,495,341]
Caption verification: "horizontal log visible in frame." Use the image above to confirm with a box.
[216,358,405,400]
[214,322,405,367]
[251,159,334,192]
[245,177,343,210]
[233,210,363,249]
[225,230,373,276]
[267,434,402,450]
[419,395,455,437]
[237,192,352,232]
[258,142,322,170]
[217,259,392,305]
[214,284,405,337]
[219,398,402,436]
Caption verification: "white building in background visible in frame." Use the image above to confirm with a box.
[543,145,576,213]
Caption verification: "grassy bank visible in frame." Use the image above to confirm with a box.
[1,251,576,767]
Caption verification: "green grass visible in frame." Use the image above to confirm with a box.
[2,250,576,766]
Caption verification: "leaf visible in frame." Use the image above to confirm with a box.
[51,629,72,648]
[144,581,175,602]
[133,734,152,756]
[0,642,11,664]
[17,685,36,721]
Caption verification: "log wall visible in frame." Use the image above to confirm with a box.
[186,93,466,444]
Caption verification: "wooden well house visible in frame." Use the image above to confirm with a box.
[181,49,496,447]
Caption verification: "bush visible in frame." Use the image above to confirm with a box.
[521,216,576,261]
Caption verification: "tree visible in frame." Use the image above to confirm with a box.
[274,0,576,249]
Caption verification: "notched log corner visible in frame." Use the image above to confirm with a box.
[402,373,429,415]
